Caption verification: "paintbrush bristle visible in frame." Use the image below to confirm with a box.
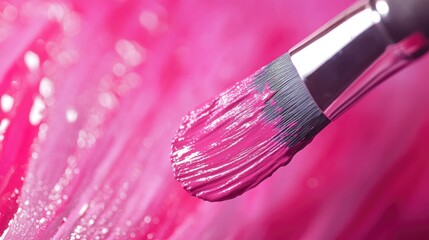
[171,54,330,201]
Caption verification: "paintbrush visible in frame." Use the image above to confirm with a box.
[170,0,429,201]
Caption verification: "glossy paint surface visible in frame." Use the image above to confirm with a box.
[172,73,289,201]
[0,0,428,239]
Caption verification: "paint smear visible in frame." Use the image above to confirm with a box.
[171,75,291,201]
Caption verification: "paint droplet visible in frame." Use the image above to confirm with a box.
[98,92,117,109]
[143,215,151,224]
[113,63,126,77]
[39,77,55,98]
[66,107,78,123]
[78,203,89,216]
[1,94,14,113]
[139,11,159,32]
[29,97,46,125]
[115,39,145,67]
[0,119,10,137]
[24,51,40,71]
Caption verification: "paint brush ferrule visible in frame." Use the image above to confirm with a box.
[290,0,429,120]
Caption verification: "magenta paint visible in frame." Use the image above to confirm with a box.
[171,72,291,201]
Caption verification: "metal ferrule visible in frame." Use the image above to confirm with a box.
[290,0,429,120]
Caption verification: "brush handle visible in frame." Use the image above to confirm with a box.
[290,0,429,120]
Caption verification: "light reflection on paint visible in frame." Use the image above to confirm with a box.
[39,77,54,98]
[24,51,40,72]
[29,97,46,125]
[66,107,78,123]
[1,94,14,113]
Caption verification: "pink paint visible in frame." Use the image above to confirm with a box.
[171,75,295,201]
[0,0,428,239]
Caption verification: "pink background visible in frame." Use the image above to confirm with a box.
[0,0,428,239]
